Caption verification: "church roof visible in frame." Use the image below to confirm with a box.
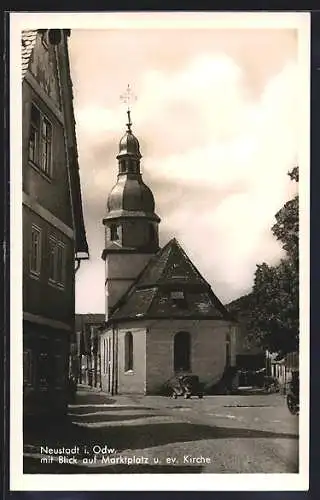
[108,238,233,323]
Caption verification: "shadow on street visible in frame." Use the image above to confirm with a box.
[23,387,298,474]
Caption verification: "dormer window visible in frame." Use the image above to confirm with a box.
[170,290,187,309]
[110,224,119,241]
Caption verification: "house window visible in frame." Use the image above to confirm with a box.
[124,332,133,372]
[174,331,191,372]
[23,349,34,386]
[30,225,42,277]
[170,290,187,309]
[48,236,66,288]
[28,104,52,177]
[110,224,119,241]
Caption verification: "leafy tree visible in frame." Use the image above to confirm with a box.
[248,167,299,357]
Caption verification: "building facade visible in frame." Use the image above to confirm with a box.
[100,111,237,395]
[73,314,105,387]
[22,29,89,418]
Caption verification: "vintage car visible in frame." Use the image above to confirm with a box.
[167,374,204,399]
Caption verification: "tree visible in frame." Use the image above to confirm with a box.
[248,167,299,357]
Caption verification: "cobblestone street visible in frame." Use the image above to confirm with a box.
[24,385,299,474]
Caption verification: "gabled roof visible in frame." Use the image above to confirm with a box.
[21,29,89,260]
[109,238,233,323]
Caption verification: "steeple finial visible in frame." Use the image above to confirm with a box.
[120,84,137,133]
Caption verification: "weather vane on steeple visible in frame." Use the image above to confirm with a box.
[120,84,137,133]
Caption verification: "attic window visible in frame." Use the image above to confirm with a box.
[170,290,187,309]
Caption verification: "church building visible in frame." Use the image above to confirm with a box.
[100,107,236,395]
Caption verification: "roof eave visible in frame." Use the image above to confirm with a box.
[107,314,233,325]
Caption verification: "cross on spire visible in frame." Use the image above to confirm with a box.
[120,84,137,132]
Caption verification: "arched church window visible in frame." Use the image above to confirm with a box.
[110,224,119,241]
[124,332,133,372]
[174,331,191,372]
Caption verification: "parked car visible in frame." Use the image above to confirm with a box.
[167,374,204,399]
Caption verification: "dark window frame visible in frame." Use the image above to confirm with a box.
[110,224,119,242]
[48,235,66,289]
[28,103,53,178]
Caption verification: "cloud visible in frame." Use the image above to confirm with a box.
[71,29,299,312]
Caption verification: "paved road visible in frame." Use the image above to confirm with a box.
[24,386,299,474]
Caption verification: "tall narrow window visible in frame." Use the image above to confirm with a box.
[28,103,53,177]
[40,117,52,175]
[174,331,191,372]
[30,225,42,277]
[124,332,133,372]
[48,235,66,288]
[110,224,119,241]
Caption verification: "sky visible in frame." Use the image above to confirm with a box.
[69,27,299,313]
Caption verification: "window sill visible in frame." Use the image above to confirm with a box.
[28,160,52,182]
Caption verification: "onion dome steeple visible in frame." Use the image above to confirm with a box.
[102,85,160,258]
[117,109,142,161]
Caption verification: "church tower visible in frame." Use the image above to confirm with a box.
[102,108,160,317]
